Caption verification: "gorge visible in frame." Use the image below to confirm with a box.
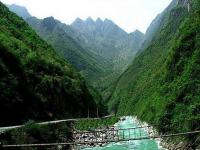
[0,0,200,149]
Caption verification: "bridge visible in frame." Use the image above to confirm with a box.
[0,117,200,149]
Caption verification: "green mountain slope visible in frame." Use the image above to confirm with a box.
[0,2,107,127]
[103,0,182,110]
[105,0,199,124]
[26,16,144,91]
[6,4,145,91]
[70,17,145,90]
[71,17,144,72]
[26,16,111,89]
[105,1,200,146]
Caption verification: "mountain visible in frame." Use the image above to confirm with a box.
[0,2,107,126]
[26,16,111,89]
[6,4,145,91]
[104,0,181,114]
[137,0,179,55]
[71,17,144,61]
[26,15,145,91]
[6,4,32,20]
[70,17,145,89]
[104,0,200,147]
[115,29,145,72]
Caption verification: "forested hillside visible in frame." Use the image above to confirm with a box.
[0,2,107,127]
[70,17,145,76]
[25,16,111,89]
[26,15,144,91]
[7,4,145,92]
[2,0,200,148]
[105,0,200,135]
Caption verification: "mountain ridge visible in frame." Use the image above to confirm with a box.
[103,2,200,149]
[0,1,107,126]
[6,3,32,20]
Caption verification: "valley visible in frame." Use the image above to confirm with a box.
[0,0,200,149]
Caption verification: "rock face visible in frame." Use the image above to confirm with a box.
[71,17,144,60]
[179,0,191,11]
[42,16,57,32]
[71,17,145,76]
[179,0,190,5]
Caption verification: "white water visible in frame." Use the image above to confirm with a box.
[81,116,168,150]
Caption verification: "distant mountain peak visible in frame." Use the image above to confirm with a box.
[6,4,32,20]
[104,18,115,25]
[86,16,95,24]
[44,16,55,20]
[134,29,144,35]
[71,18,84,26]
[96,18,103,27]
[86,16,93,21]
[42,16,57,32]
[96,17,103,23]
[104,18,109,22]
[75,17,83,22]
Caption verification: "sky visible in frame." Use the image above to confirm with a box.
[1,0,172,34]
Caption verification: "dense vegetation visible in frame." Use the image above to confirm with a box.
[105,0,200,143]
[24,16,144,91]
[3,0,200,148]
[0,120,71,150]
[25,16,112,91]
[70,18,145,91]
[74,116,119,131]
[0,116,119,149]
[0,1,107,127]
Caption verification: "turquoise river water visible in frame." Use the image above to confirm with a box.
[82,116,168,150]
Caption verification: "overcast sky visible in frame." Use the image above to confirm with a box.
[1,0,172,33]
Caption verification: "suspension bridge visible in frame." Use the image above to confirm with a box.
[0,117,200,149]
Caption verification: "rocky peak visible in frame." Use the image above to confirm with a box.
[104,18,116,27]
[85,17,95,27]
[73,18,84,24]
[104,18,111,23]
[133,29,144,35]
[42,16,57,32]
[96,18,103,27]
[86,16,94,22]
[71,18,84,26]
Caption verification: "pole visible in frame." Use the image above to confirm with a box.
[97,108,99,118]
[88,109,89,118]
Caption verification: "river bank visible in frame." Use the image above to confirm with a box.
[71,123,119,150]
[73,116,168,150]
[132,116,200,150]
[71,116,199,150]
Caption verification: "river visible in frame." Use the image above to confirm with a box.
[81,116,168,150]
